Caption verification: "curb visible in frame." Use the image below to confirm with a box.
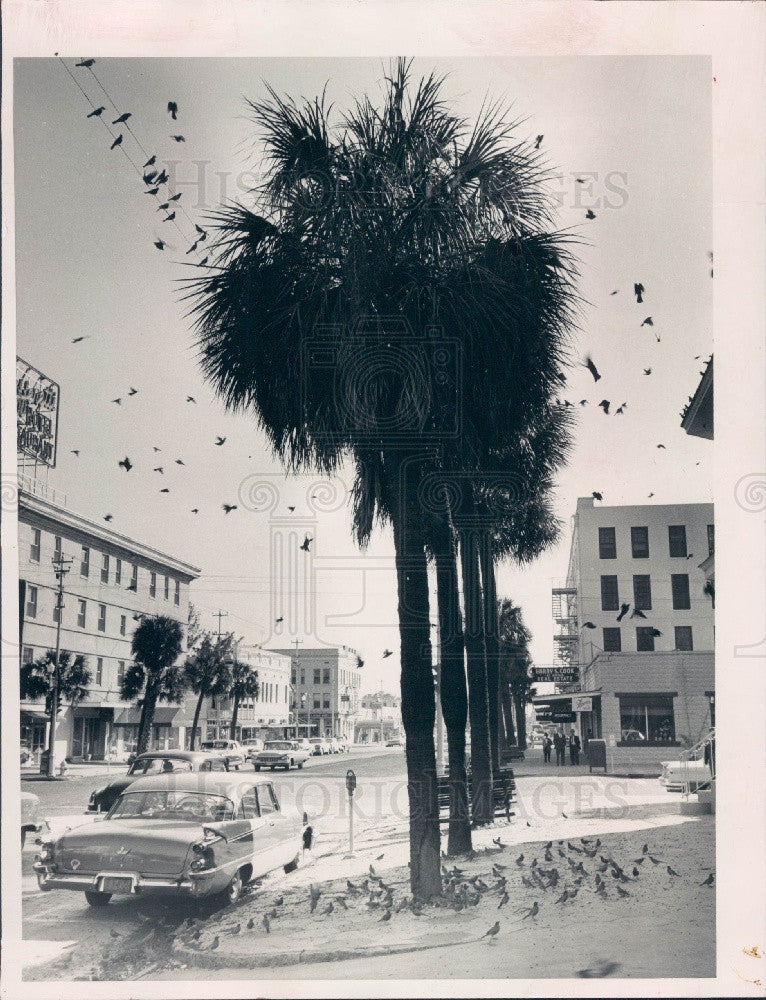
[172,933,467,971]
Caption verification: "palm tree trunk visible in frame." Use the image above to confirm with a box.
[189,690,205,750]
[459,527,493,826]
[513,688,528,750]
[389,457,442,900]
[500,665,516,746]
[229,693,241,741]
[431,513,472,856]
[137,676,159,755]
[478,535,500,772]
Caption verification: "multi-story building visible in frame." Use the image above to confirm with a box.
[355,691,403,744]
[18,481,200,762]
[682,356,715,595]
[202,645,291,742]
[271,645,362,741]
[538,496,715,774]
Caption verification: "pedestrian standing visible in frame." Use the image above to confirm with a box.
[569,731,581,765]
[543,734,552,763]
[553,731,564,766]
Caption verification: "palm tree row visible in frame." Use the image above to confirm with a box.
[188,59,579,898]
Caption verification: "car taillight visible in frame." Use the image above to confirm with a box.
[39,841,55,863]
[190,846,215,872]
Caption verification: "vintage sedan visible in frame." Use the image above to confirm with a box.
[200,739,246,770]
[35,773,313,908]
[21,791,42,847]
[87,750,229,814]
[253,740,311,771]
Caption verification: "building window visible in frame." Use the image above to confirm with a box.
[77,599,86,628]
[81,545,90,577]
[96,657,103,686]
[323,668,330,684]
[313,696,321,710]
[26,585,38,618]
[117,660,126,687]
[632,575,652,611]
[101,553,110,583]
[120,614,126,636]
[54,535,62,562]
[164,575,170,600]
[631,526,649,559]
[300,670,305,685]
[115,558,122,584]
[291,669,296,684]
[619,694,675,743]
[707,524,715,557]
[98,603,107,632]
[636,627,655,652]
[671,574,691,610]
[314,668,321,685]
[30,527,41,563]
[674,626,693,651]
[602,627,622,652]
[598,526,617,559]
[131,563,138,590]
[668,525,687,558]
[150,572,157,598]
[22,646,34,665]
[600,575,619,611]
[174,579,180,606]
[323,696,330,709]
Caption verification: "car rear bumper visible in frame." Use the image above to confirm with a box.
[34,864,202,896]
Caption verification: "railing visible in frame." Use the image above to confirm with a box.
[17,472,68,508]
[681,727,715,798]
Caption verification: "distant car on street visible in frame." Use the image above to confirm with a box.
[308,738,327,756]
[327,738,340,754]
[86,751,229,814]
[242,738,265,762]
[200,739,246,770]
[335,738,349,753]
[253,740,311,771]
[385,738,403,747]
[35,773,313,907]
[21,791,42,847]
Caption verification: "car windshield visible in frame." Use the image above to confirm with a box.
[309,739,322,744]
[264,742,291,750]
[128,757,193,776]
[202,742,229,750]
[108,790,235,822]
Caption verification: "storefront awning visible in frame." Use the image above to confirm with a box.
[21,707,49,719]
[532,690,601,704]
[113,706,180,725]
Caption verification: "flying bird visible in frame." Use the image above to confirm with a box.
[641,316,653,327]
[287,506,296,512]
[112,112,132,124]
[171,134,186,142]
[186,240,199,254]
[144,155,156,168]
[157,203,170,212]
[128,387,138,396]
[154,240,165,251]
[169,192,182,201]
[667,865,680,877]
[86,106,105,118]
[71,336,89,343]
[585,356,601,382]
[382,649,393,658]
[592,491,603,501]
[195,223,207,236]
[579,399,588,406]
[222,504,237,514]
[175,458,185,465]
[160,488,170,493]
[155,169,168,184]
[657,443,666,449]
[598,399,610,414]
[630,609,646,619]
[110,134,123,150]
[648,492,654,498]
[275,616,284,624]
[610,289,619,295]
[634,282,644,303]
[581,621,596,630]
[118,457,133,472]
[71,450,80,456]
[585,209,596,220]
[191,508,199,514]
[534,134,544,149]
[145,187,159,196]
[186,395,196,403]
[643,368,652,375]
[616,603,630,622]
[300,535,312,552]
[153,467,163,474]
[76,59,95,67]
[615,403,626,415]
[163,212,176,222]
[700,873,714,886]
[167,101,178,119]
[215,436,226,446]
[104,515,113,522]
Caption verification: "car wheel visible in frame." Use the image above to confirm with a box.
[298,761,304,769]
[270,766,276,771]
[254,764,261,772]
[222,869,243,905]
[289,759,295,768]
[234,764,240,771]
[84,890,112,907]
[283,852,300,874]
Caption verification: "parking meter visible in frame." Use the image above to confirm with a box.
[344,769,356,857]
[346,769,357,796]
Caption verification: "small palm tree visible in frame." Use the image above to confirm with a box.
[228,658,260,740]
[21,650,91,713]
[184,633,233,750]
[498,598,534,749]
[121,615,185,755]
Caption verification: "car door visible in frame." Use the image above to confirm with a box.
[235,783,272,877]
[257,782,295,869]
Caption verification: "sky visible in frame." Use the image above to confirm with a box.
[13,55,713,695]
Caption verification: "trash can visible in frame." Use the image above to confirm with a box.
[39,750,51,775]
[587,739,607,773]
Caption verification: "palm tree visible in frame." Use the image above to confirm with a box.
[498,598,534,750]
[21,650,91,713]
[121,615,185,755]
[228,657,260,740]
[184,632,233,750]
[188,60,578,897]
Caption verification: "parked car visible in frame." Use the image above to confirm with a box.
[35,773,313,907]
[295,738,313,754]
[308,738,327,756]
[86,751,229,814]
[327,738,340,754]
[21,791,42,847]
[200,739,246,770]
[335,738,349,753]
[253,740,311,771]
[385,738,403,747]
[659,756,712,793]
[20,743,33,767]
[242,738,265,762]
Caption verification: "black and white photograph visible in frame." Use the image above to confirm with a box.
[2,3,765,998]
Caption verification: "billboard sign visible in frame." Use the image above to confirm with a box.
[17,358,60,468]
[532,666,579,683]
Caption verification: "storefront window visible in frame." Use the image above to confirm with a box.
[619,695,675,743]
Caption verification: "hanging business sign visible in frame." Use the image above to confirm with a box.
[531,666,579,684]
[17,358,60,468]
[572,695,593,713]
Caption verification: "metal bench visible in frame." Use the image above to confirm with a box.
[437,769,516,824]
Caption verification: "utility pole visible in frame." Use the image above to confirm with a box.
[47,555,72,777]
[379,677,384,745]
[291,638,303,736]
[213,610,229,637]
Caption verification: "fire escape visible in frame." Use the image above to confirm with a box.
[551,585,580,682]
